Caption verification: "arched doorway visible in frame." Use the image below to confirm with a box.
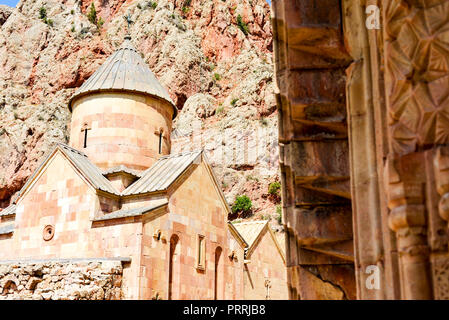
[214,246,223,300]
[168,234,180,300]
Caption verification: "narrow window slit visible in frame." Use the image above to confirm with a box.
[83,128,88,148]
[159,132,163,154]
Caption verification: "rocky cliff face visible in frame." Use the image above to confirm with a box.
[0,0,279,224]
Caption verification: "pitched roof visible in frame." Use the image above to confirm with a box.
[102,165,142,178]
[232,220,268,249]
[0,204,16,217]
[92,200,168,222]
[57,144,120,195]
[68,36,177,118]
[14,143,120,203]
[14,144,208,203]
[232,220,286,263]
[0,224,14,235]
[122,150,202,196]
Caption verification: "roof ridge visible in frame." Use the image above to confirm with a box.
[160,149,203,159]
[56,143,88,157]
[232,220,268,225]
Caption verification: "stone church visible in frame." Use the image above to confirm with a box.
[0,36,287,300]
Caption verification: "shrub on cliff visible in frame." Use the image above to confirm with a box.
[237,14,249,36]
[268,181,281,195]
[87,3,97,25]
[232,195,252,215]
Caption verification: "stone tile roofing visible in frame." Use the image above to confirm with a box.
[13,144,206,204]
[232,220,286,263]
[102,165,142,178]
[232,220,268,249]
[0,204,16,217]
[92,200,168,222]
[68,36,177,118]
[57,144,120,195]
[14,144,120,202]
[122,150,202,196]
[0,224,14,235]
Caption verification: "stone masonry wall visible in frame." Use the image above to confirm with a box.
[0,260,123,300]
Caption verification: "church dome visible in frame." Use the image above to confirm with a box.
[68,36,177,118]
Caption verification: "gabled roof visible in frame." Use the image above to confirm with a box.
[232,220,286,263]
[232,220,268,249]
[0,204,16,217]
[0,224,14,235]
[92,200,168,222]
[122,150,202,196]
[103,165,142,178]
[14,143,120,203]
[59,144,120,195]
[68,36,177,118]
[227,222,249,249]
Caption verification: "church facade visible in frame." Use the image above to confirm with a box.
[0,37,287,300]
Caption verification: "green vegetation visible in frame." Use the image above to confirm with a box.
[216,106,225,114]
[70,9,75,15]
[149,1,158,9]
[97,16,105,28]
[268,181,281,196]
[236,14,249,36]
[276,205,282,224]
[39,6,53,27]
[231,98,238,106]
[213,73,221,81]
[87,3,97,24]
[87,3,104,29]
[39,6,47,20]
[232,195,252,215]
[246,175,259,182]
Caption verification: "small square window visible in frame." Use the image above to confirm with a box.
[197,235,206,270]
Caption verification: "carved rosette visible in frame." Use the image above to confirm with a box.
[384,1,449,156]
[383,0,449,299]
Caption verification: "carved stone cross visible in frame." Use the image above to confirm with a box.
[81,123,91,148]
[124,13,134,34]
[264,279,271,300]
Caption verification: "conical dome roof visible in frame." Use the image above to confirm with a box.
[68,36,177,118]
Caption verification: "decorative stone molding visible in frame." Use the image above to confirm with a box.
[42,225,55,241]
